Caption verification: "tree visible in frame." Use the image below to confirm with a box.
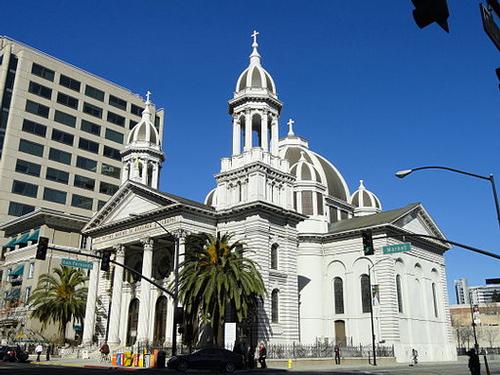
[29,266,87,345]
[177,232,266,346]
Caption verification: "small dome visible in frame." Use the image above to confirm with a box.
[127,97,160,147]
[290,151,323,183]
[350,180,382,216]
[205,188,217,207]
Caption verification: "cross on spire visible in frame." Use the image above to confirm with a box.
[287,118,295,136]
[251,30,259,46]
[146,90,152,103]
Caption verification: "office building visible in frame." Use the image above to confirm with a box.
[454,278,470,305]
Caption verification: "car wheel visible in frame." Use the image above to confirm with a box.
[177,359,188,372]
[225,362,236,373]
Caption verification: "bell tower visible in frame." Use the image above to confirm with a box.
[212,32,294,210]
[121,91,164,189]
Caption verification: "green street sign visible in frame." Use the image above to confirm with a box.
[383,243,411,255]
[61,258,93,270]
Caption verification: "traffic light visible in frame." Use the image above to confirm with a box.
[362,230,374,256]
[36,236,49,260]
[496,67,500,90]
[101,250,112,272]
[411,0,450,33]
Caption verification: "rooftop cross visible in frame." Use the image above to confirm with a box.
[146,90,152,103]
[251,30,259,46]
[287,118,295,136]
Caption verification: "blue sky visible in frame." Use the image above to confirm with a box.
[2,1,498,302]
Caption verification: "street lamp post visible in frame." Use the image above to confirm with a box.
[395,166,500,229]
[129,213,181,356]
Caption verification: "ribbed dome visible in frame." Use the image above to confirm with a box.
[350,180,382,216]
[289,151,323,183]
[127,102,160,147]
[236,65,276,94]
[279,143,350,202]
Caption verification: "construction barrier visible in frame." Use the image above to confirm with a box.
[111,353,117,366]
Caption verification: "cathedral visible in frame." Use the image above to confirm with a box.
[81,33,456,362]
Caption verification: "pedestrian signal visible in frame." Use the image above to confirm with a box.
[362,230,374,256]
[101,250,112,272]
[411,0,450,32]
[36,236,49,260]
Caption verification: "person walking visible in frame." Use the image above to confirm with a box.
[467,349,481,375]
[258,342,267,369]
[35,344,43,362]
[45,344,50,361]
[411,348,418,365]
[247,345,256,369]
[99,341,110,362]
[334,344,341,365]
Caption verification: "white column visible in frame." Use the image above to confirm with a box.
[137,238,153,343]
[261,112,269,151]
[82,258,99,346]
[244,111,252,151]
[152,164,159,189]
[108,245,125,345]
[232,117,241,155]
[141,160,148,185]
[271,119,279,155]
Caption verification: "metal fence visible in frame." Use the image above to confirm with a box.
[266,342,394,359]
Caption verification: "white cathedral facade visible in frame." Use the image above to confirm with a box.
[80,33,456,362]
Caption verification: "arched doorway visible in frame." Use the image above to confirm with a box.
[126,298,139,346]
[153,296,168,345]
[334,320,346,346]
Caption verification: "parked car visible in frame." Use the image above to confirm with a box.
[168,348,244,373]
[2,346,29,363]
[0,346,8,360]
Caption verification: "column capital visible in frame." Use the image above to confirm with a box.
[141,237,154,249]
[113,244,125,256]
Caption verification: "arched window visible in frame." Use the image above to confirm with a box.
[153,296,168,345]
[432,282,439,318]
[396,274,403,313]
[270,244,278,270]
[271,289,279,323]
[334,277,344,314]
[360,274,371,313]
[126,298,140,346]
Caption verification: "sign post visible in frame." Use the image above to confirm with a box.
[382,243,412,255]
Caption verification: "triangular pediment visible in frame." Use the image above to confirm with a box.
[83,181,178,232]
[392,204,446,240]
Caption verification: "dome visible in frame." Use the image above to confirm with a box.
[350,180,382,216]
[279,141,350,202]
[127,98,160,147]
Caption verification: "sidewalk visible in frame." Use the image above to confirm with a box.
[29,355,150,370]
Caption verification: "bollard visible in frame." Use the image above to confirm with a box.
[288,359,293,369]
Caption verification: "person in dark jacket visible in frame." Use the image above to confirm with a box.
[467,349,481,375]
[258,342,267,369]
[247,345,256,369]
[334,344,341,365]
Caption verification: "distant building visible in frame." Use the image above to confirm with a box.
[454,278,470,305]
[470,284,500,305]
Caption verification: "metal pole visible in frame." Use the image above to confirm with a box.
[468,290,479,351]
[172,235,180,357]
[368,265,377,366]
[489,174,500,229]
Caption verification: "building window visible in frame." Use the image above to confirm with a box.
[101,163,121,179]
[83,102,102,118]
[84,85,104,101]
[329,206,338,223]
[54,110,76,127]
[130,104,143,117]
[51,128,74,146]
[103,145,121,161]
[15,159,41,177]
[74,175,96,191]
[271,289,279,323]
[334,277,344,314]
[57,92,78,109]
[49,148,72,165]
[59,74,81,92]
[71,194,93,210]
[432,282,439,318]
[28,81,52,99]
[81,119,101,135]
[24,286,32,304]
[46,167,69,184]
[105,128,124,144]
[340,210,348,220]
[8,202,35,217]
[129,120,138,129]
[22,119,46,137]
[28,263,35,279]
[360,274,371,313]
[99,181,119,196]
[302,191,313,215]
[109,95,127,111]
[270,244,278,270]
[43,187,67,204]
[19,139,44,157]
[107,111,125,127]
[25,100,49,118]
[12,180,38,198]
[316,192,324,215]
[76,156,97,172]
[78,138,99,154]
[396,274,403,313]
[31,63,54,81]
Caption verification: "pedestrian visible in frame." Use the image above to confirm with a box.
[334,344,341,365]
[46,344,51,361]
[258,342,267,369]
[99,341,110,362]
[467,349,480,375]
[247,345,256,369]
[411,348,418,365]
[35,343,43,362]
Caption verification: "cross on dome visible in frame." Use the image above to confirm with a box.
[250,29,261,64]
[251,30,259,46]
[146,90,152,104]
[287,118,295,136]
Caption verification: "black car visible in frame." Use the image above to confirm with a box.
[168,348,244,373]
[2,346,29,362]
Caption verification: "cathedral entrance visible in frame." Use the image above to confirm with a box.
[334,320,346,346]
[153,296,168,345]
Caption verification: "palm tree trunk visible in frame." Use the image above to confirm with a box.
[59,320,67,346]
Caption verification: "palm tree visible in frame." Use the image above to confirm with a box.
[29,266,88,345]
[177,232,266,346]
